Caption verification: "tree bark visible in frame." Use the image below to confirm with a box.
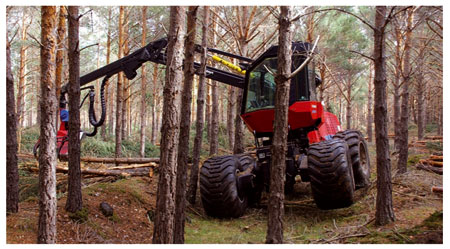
[55,6,66,101]
[373,6,395,226]
[65,6,83,213]
[227,85,236,150]
[209,16,219,156]
[205,84,211,141]
[393,25,402,151]
[233,6,250,155]
[346,81,352,129]
[103,8,112,139]
[367,65,373,142]
[115,6,125,158]
[121,8,130,140]
[38,6,58,244]
[397,8,414,174]
[266,6,293,244]
[139,6,148,158]
[16,13,30,151]
[416,27,426,140]
[151,65,158,144]
[174,6,198,244]
[16,13,29,131]
[210,81,219,155]
[7,31,19,214]
[152,6,185,244]
[187,6,209,205]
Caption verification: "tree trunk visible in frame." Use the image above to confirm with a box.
[38,6,58,243]
[151,65,158,144]
[16,14,29,151]
[393,26,402,151]
[266,6,293,244]
[55,6,66,134]
[373,6,395,226]
[210,81,219,155]
[115,6,125,158]
[121,9,130,140]
[65,6,83,213]
[139,7,148,158]
[187,6,209,205]
[152,6,185,244]
[16,13,29,129]
[174,6,198,244]
[416,28,425,140]
[367,65,373,142]
[233,6,249,155]
[346,85,352,129]
[7,31,19,214]
[227,85,236,150]
[103,8,112,139]
[397,8,414,174]
[205,84,211,141]
[209,17,219,156]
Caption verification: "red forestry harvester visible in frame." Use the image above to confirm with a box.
[34,37,370,217]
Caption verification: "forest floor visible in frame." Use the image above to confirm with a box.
[7,136,443,244]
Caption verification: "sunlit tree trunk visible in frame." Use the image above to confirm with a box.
[139,6,148,158]
[16,13,30,151]
[105,8,113,138]
[38,6,58,243]
[115,6,124,158]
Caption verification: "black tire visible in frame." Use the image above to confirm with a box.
[200,154,254,218]
[307,139,355,209]
[334,130,371,189]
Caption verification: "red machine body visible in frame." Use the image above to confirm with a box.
[57,119,69,156]
[241,101,341,144]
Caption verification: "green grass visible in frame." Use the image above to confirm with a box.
[185,210,267,243]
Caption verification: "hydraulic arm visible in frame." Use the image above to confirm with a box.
[34,37,253,158]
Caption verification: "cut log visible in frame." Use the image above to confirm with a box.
[429,155,443,162]
[109,162,157,170]
[80,157,159,164]
[18,153,160,165]
[432,186,443,193]
[424,136,443,140]
[415,163,443,175]
[23,164,154,177]
[419,159,443,167]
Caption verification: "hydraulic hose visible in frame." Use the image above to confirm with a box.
[84,75,110,137]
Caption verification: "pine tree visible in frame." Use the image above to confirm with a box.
[65,5,83,213]
[265,6,294,244]
[38,6,58,244]
[152,6,185,244]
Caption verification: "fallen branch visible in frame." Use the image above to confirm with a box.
[318,233,369,243]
